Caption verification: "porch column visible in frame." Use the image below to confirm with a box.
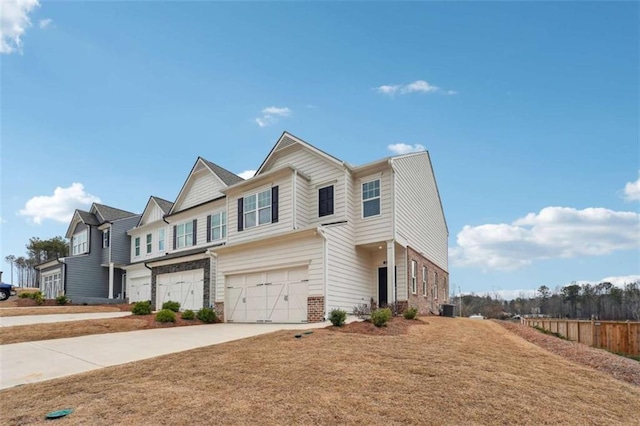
[386,240,395,304]
[108,262,114,299]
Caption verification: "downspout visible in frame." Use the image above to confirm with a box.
[56,256,67,296]
[389,159,397,303]
[316,226,329,320]
[292,170,297,230]
[205,249,218,311]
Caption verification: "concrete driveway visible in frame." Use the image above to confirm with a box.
[0,312,132,327]
[0,321,336,389]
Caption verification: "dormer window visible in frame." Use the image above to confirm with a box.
[72,231,88,255]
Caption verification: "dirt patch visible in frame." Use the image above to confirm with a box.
[0,304,133,317]
[330,316,426,335]
[0,313,209,345]
[2,317,639,425]
[498,320,640,387]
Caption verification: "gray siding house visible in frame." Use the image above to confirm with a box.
[36,203,140,303]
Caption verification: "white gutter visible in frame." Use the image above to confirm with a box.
[315,226,329,320]
[205,248,218,310]
[292,170,297,229]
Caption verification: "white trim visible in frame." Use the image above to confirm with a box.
[242,188,272,229]
[175,221,194,249]
[209,210,227,241]
[72,230,88,255]
[361,178,381,219]
[222,260,311,277]
[314,178,338,189]
[411,260,417,294]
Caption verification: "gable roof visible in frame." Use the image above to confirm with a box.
[169,157,243,215]
[256,131,346,175]
[76,210,100,226]
[151,196,174,215]
[92,203,137,222]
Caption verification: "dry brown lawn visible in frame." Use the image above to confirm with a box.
[0,314,206,344]
[0,305,128,317]
[2,317,639,425]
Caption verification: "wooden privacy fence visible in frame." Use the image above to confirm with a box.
[523,318,640,356]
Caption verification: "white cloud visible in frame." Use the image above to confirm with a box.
[0,0,40,54]
[622,172,640,201]
[254,106,291,127]
[574,275,640,288]
[38,18,51,29]
[387,143,426,155]
[375,80,457,96]
[450,206,640,271]
[492,289,537,300]
[18,183,101,224]
[237,170,256,180]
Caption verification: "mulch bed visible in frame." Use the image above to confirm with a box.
[498,320,640,387]
[11,299,134,310]
[330,316,428,336]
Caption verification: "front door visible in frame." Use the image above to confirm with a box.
[378,267,388,307]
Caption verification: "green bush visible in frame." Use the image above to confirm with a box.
[156,309,176,323]
[33,292,44,305]
[403,307,418,320]
[371,308,392,327]
[162,300,181,312]
[132,301,152,315]
[56,295,69,305]
[329,309,347,327]
[18,292,31,299]
[181,309,195,320]
[197,307,217,323]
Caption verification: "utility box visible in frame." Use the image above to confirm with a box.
[441,304,455,317]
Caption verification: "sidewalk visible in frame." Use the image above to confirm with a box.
[0,312,132,327]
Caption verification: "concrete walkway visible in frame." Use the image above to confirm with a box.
[0,321,342,389]
[0,312,132,327]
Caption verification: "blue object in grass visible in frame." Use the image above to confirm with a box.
[45,408,73,419]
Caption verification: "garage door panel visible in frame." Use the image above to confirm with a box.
[128,277,151,303]
[156,269,204,311]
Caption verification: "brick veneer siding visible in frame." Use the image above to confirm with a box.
[150,258,210,310]
[307,296,325,322]
[214,302,224,322]
[406,246,449,315]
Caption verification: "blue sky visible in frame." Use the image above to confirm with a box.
[1,1,638,298]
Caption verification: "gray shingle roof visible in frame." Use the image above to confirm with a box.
[92,203,137,222]
[201,158,244,186]
[151,196,174,215]
[77,210,100,226]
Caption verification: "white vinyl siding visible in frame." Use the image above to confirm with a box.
[72,231,88,255]
[393,153,448,271]
[175,167,226,212]
[216,233,323,305]
[139,202,165,226]
[355,171,393,245]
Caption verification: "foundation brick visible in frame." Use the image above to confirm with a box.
[406,246,449,315]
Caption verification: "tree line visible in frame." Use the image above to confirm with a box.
[3,237,68,287]
[450,281,640,321]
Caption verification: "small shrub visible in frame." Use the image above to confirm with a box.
[371,308,392,327]
[403,306,418,320]
[197,307,217,323]
[181,309,195,320]
[156,309,176,323]
[33,292,44,305]
[329,309,347,327]
[352,303,371,319]
[132,301,152,315]
[18,292,31,299]
[56,295,69,305]
[162,300,181,312]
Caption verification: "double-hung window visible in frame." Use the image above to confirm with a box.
[362,179,380,218]
[208,211,227,242]
[411,260,417,294]
[175,221,194,248]
[433,271,439,300]
[146,233,152,254]
[244,189,271,228]
[158,229,165,251]
[72,231,88,255]
[422,266,427,296]
[318,185,334,217]
[102,230,110,248]
[134,237,140,256]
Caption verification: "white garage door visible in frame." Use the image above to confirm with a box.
[226,267,309,323]
[127,277,151,303]
[156,269,204,312]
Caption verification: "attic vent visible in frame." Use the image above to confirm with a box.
[275,136,296,151]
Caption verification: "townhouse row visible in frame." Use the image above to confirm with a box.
[36,132,450,322]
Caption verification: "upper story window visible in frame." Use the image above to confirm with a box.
[175,220,196,249]
[146,233,152,254]
[362,179,381,218]
[158,229,165,251]
[134,237,140,256]
[422,266,428,296]
[237,186,279,231]
[207,211,227,242]
[72,231,88,255]
[102,229,110,248]
[411,260,417,294]
[318,185,334,217]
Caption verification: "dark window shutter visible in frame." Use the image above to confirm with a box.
[173,225,177,250]
[272,186,279,223]
[319,186,334,217]
[237,198,244,231]
[206,215,212,242]
[192,219,197,246]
